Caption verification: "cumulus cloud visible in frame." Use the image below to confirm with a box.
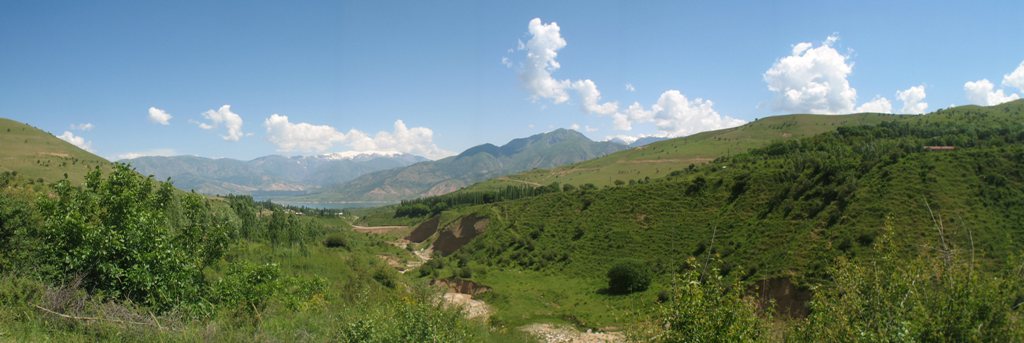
[264,114,346,152]
[651,90,746,136]
[964,79,1020,106]
[512,18,744,137]
[70,123,94,131]
[148,107,172,125]
[115,148,176,160]
[520,18,571,104]
[264,115,451,159]
[764,35,859,114]
[1003,60,1024,91]
[196,105,245,141]
[57,131,92,152]
[896,85,928,114]
[855,96,892,113]
[571,79,619,115]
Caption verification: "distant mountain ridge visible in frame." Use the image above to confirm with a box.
[295,129,628,202]
[122,152,427,195]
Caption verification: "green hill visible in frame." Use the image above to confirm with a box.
[296,128,627,202]
[463,112,900,192]
[0,118,111,183]
[410,100,1024,328]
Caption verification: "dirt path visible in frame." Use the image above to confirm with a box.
[520,323,624,343]
[366,222,616,340]
[351,225,409,234]
[495,177,543,187]
[377,238,432,274]
[442,292,492,320]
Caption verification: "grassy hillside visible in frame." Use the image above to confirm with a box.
[464,112,900,191]
[413,100,1024,329]
[0,118,111,183]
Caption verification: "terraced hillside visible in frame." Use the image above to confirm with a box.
[410,100,1024,328]
[0,118,111,183]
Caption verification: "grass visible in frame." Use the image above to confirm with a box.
[0,229,534,342]
[0,118,111,184]
[473,270,659,330]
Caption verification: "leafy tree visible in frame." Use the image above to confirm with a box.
[34,164,202,310]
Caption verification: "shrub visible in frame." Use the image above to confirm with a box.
[793,219,1024,341]
[323,233,349,249]
[34,164,203,311]
[607,261,652,294]
[372,268,396,289]
[651,257,768,342]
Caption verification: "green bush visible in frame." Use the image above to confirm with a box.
[33,165,204,311]
[607,261,652,294]
[324,233,349,249]
[210,262,282,315]
[651,257,768,342]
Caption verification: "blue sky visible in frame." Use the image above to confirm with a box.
[2,1,1023,160]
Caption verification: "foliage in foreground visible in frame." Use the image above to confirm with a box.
[0,165,517,341]
[642,257,769,342]
[794,218,1024,342]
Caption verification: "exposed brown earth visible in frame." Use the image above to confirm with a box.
[442,292,492,321]
[405,216,440,243]
[432,216,489,256]
[431,278,491,296]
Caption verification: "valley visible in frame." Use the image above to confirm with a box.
[3,3,1024,340]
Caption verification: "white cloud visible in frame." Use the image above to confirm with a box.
[148,107,172,125]
[764,35,858,114]
[625,83,635,92]
[896,85,928,114]
[57,131,92,152]
[964,79,1020,106]
[70,123,94,131]
[855,96,892,113]
[196,105,245,141]
[521,18,571,104]
[501,57,512,68]
[650,90,746,136]
[584,125,598,132]
[571,79,619,115]
[1003,60,1024,91]
[347,120,451,159]
[605,133,664,145]
[264,114,346,152]
[263,115,451,159]
[114,148,177,160]
[512,18,744,137]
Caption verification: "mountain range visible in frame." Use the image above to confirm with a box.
[122,152,427,195]
[291,128,629,202]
